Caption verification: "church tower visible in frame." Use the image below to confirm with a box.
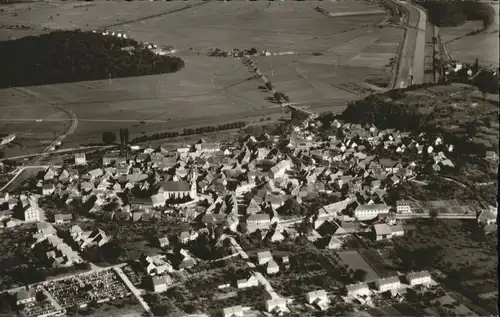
[190,169,198,199]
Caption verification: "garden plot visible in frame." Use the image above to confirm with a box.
[337,250,381,282]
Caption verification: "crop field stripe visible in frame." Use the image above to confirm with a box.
[103,0,215,29]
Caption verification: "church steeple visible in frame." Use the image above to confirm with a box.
[190,169,198,199]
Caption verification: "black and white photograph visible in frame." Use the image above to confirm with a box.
[0,0,498,316]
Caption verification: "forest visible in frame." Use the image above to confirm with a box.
[0,30,185,88]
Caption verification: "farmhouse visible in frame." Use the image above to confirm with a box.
[406,270,432,286]
[375,277,401,292]
[355,204,389,220]
[346,283,370,297]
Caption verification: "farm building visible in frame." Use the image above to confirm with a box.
[406,271,432,286]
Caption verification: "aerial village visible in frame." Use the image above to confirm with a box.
[0,112,497,317]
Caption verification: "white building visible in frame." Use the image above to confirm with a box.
[266,259,280,275]
[74,153,87,166]
[375,277,401,292]
[396,200,412,213]
[223,305,244,317]
[257,250,273,265]
[246,213,271,233]
[354,204,390,220]
[346,282,370,297]
[236,275,259,289]
[269,159,292,179]
[407,271,432,286]
[265,297,288,314]
[306,289,330,310]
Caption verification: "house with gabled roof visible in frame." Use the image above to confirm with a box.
[246,213,270,233]
[306,289,330,310]
[406,270,432,286]
[346,282,370,297]
[266,258,280,275]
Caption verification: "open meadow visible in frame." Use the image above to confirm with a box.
[0,0,404,157]
[439,3,499,67]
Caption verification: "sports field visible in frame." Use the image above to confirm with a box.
[0,0,404,156]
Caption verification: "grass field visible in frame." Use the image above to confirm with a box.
[0,0,404,158]
[439,3,499,67]
[337,250,381,281]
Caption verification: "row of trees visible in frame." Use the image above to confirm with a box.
[420,1,496,30]
[0,30,185,88]
[130,121,246,143]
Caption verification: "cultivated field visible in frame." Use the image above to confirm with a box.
[439,3,499,67]
[0,0,404,157]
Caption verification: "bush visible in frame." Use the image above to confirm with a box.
[0,30,184,88]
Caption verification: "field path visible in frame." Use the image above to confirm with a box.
[10,87,79,164]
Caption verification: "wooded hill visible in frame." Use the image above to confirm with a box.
[0,30,185,88]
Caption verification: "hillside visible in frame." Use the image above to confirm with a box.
[337,83,498,205]
[338,83,498,153]
[0,30,185,88]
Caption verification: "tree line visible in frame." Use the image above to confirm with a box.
[130,121,246,143]
[0,30,185,88]
[420,1,496,30]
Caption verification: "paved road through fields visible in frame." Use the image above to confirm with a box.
[391,0,427,88]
